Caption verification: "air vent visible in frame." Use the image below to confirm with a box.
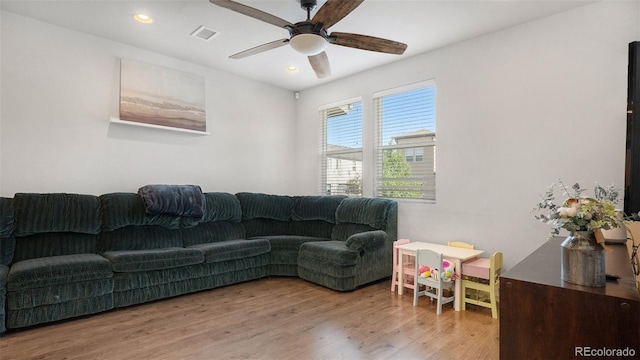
[191,26,219,41]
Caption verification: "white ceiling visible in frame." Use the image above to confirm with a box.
[1,0,594,91]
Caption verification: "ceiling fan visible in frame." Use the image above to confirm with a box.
[209,0,408,79]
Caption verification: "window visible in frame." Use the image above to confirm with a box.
[405,148,414,162]
[374,81,436,200]
[319,99,363,197]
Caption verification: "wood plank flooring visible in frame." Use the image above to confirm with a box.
[0,278,499,360]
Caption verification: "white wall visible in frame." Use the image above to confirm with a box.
[0,11,296,196]
[294,1,639,269]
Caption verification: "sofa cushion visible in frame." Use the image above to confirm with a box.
[13,193,101,236]
[258,235,329,251]
[181,221,246,247]
[335,197,395,230]
[99,193,182,231]
[98,225,182,252]
[289,220,335,239]
[102,247,204,272]
[13,232,97,263]
[243,218,290,238]
[180,192,243,228]
[188,239,270,264]
[0,197,13,238]
[1,235,15,267]
[236,192,293,221]
[265,235,329,276]
[298,241,358,266]
[7,254,113,291]
[291,196,345,223]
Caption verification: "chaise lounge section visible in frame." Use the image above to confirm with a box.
[0,188,397,332]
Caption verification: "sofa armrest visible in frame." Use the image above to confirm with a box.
[345,230,387,254]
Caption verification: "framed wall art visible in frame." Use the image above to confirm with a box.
[116,59,208,134]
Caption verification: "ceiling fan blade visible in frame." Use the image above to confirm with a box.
[312,0,364,29]
[329,32,407,55]
[308,52,331,79]
[230,38,290,59]
[209,0,293,29]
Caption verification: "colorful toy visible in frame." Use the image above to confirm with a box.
[419,260,459,281]
[441,260,459,282]
[418,265,431,278]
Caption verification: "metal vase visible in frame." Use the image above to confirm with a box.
[561,231,606,287]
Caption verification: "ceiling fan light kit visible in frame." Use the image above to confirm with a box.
[209,0,407,79]
[290,33,327,56]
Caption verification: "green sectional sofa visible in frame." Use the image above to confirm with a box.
[0,188,397,332]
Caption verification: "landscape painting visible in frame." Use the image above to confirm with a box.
[119,59,206,132]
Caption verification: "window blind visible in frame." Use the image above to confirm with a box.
[319,99,363,197]
[374,80,436,200]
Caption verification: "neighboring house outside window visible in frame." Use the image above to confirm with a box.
[374,80,436,201]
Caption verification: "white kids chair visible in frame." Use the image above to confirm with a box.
[413,249,455,314]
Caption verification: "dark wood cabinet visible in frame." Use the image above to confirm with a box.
[500,237,640,359]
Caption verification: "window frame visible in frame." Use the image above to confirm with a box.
[318,97,364,197]
[373,80,436,202]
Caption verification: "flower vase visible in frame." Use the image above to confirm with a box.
[560,231,605,287]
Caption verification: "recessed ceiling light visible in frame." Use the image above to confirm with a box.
[287,66,299,73]
[134,14,153,24]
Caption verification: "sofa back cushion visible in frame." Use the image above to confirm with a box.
[98,225,182,252]
[289,221,335,239]
[181,221,246,247]
[236,192,293,221]
[332,198,397,241]
[11,193,100,261]
[0,197,15,265]
[13,232,97,263]
[0,235,14,266]
[179,193,245,246]
[243,219,290,238]
[14,193,101,236]
[100,193,182,231]
[285,195,344,238]
[0,197,13,238]
[179,192,242,229]
[291,196,345,223]
[100,192,246,250]
[237,193,293,238]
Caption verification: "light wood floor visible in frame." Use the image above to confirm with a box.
[0,278,499,360]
